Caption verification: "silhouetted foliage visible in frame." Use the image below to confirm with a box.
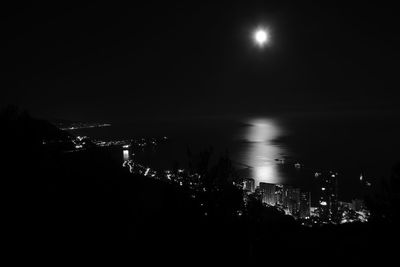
[365,162,400,225]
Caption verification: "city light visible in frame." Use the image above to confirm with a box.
[120,146,370,226]
[123,150,130,161]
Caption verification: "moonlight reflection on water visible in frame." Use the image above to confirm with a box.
[241,118,287,185]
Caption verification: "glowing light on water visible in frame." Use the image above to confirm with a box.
[241,118,286,185]
[255,166,275,181]
[247,118,281,142]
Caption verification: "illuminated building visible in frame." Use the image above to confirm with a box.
[253,186,263,201]
[259,182,276,205]
[318,171,339,223]
[243,178,255,193]
[283,186,300,216]
[299,191,311,218]
[275,185,284,205]
[123,149,130,161]
[310,207,318,217]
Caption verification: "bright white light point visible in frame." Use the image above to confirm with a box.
[253,28,270,47]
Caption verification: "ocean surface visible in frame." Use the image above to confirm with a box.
[74,111,400,200]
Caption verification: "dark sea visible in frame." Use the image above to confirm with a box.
[73,111,400,201]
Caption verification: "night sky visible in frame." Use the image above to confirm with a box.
[3,1,399,122]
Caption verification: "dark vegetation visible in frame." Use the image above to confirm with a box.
[2,106,399,265]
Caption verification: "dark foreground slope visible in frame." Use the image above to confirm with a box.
[2,107,400,265]
[1,107,242,264]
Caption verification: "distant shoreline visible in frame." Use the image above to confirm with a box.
[60,123,111,131]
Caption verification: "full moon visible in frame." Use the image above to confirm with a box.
[253,28,270,47]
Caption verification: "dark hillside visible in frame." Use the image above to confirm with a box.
[2,107,399,265]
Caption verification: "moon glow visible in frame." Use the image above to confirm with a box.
[253,28,270,47]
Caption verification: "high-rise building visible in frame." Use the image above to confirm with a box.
[318,171,339,223]
[259,182,276,205]
[243,178,255,193]
[283,186,300,216]
[275,185,284,206]
[299,191,311,218]
[123,149,130,161]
